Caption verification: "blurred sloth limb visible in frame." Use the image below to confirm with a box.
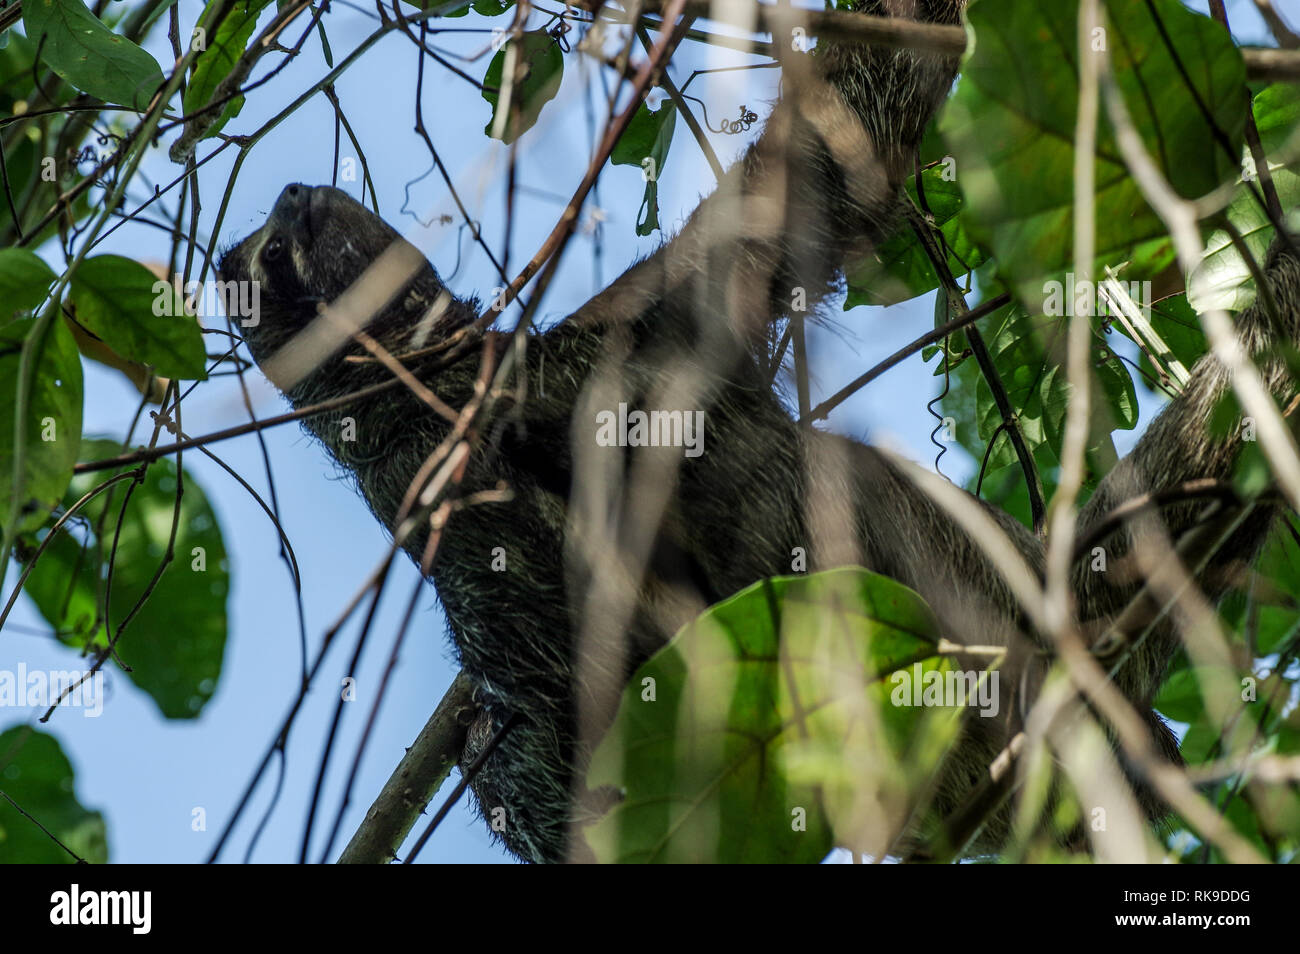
[217,0,1300,862]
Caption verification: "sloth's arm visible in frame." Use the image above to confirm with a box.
[850,243,1300,715]
[1071,242,1300,702]
[573,0,966,358]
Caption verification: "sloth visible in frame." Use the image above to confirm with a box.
[217,0,1300,862]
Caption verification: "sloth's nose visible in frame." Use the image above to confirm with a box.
[270,183,313,233]
[274,182,310,215]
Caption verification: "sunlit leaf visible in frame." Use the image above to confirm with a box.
[23,0,163,108]
[585,567,968,863]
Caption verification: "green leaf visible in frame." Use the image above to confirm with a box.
[973,306,1135,473]
[1177,721,1216,764]
[845,161,988,307]
[977,311,1068,470]
[941,0,1246,309]
[613,101,677,236]
[630,180,658,236]
[1153,666,1206,724]
[183,0,273,141]
[1097,346,1139,432]
[1234,522,1300,656]
[0,248,57,318]
[612,100,677,173]
[0,137,37,235]
[22,439,231,719]
[584,567,968,863]
[0,29,39,91]
[0,727,108,863]
[22,0,163,109]
[0,316,83,536]
[1155,663,1260,764]
[316,17,332,67]
[1232,436,1272,500]
[1189,84,1300,314]
[481,30,563,144]
[1133,293,1208,384]
[69,255,208,380]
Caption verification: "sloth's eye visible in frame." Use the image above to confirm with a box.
[263,237,284,263]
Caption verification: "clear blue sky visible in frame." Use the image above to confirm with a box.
[1,0,1272,863]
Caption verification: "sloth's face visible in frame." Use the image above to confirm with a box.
[217,184,451,369]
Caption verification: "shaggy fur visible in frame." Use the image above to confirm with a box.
[218,0,1297,862]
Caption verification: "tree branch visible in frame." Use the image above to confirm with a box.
[589,0,1300,79]
[336,672,477,864]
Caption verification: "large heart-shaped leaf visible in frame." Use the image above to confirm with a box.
[941,0,1246,309]
[584,567,976,863]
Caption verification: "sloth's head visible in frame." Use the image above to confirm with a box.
[218,184,466,382]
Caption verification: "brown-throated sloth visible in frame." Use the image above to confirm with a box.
[218,0,1300,862]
